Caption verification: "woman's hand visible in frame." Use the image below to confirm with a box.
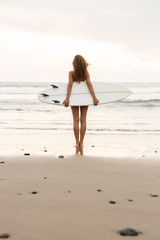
[93,97,99,106]
[63,98,70,107]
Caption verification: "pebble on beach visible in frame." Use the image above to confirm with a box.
[24,153,30,156]
[127,199,133,202]
[58,155,64,158]
[149,194,158,197]
[31,191,37,194]
[0,161,4,164]
[109,200,116,204]
[0,233,10,238]
[118,228,140,236]
[97,189,102,192]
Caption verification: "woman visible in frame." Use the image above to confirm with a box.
[63,55,99,155]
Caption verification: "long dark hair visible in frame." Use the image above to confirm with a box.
[72,55,89,82]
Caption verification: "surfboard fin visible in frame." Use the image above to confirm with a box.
[52,100,60,103]
[50,85,58,88]
[41,93,49,97]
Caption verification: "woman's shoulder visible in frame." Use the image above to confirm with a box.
[69,71,74,75]
[86,70,90,76]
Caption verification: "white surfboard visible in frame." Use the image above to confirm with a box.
[38,82,132,106]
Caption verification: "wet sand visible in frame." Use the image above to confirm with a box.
[0,154,160,239]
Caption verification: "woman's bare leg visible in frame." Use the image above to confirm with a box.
[80,106,89,148]
[71,106,79,146]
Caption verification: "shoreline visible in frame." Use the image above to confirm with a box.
[1,133,160,159]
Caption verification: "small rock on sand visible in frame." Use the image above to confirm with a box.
[31,191,37,194]
[58,155,64,158]
[0,161,4,164]
[0,233,10,238]
[119,228,139,236]
[109,200,116,204]
[97,189,102,192]
[24,153,30,156]
[149,194,158,197]
[127,199,133,202]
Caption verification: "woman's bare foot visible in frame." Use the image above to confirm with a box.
[79,142,84,155]
[75,142,80,154]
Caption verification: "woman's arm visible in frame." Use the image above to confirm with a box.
[63,71,73,107]
[86,72,99,106]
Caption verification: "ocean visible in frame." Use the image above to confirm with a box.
[1,82,160,157]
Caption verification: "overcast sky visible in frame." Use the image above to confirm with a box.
[0,0,160,82]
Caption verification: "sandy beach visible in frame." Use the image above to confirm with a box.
[0,154,160,239]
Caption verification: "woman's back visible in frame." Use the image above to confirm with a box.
[71,70,86,83]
